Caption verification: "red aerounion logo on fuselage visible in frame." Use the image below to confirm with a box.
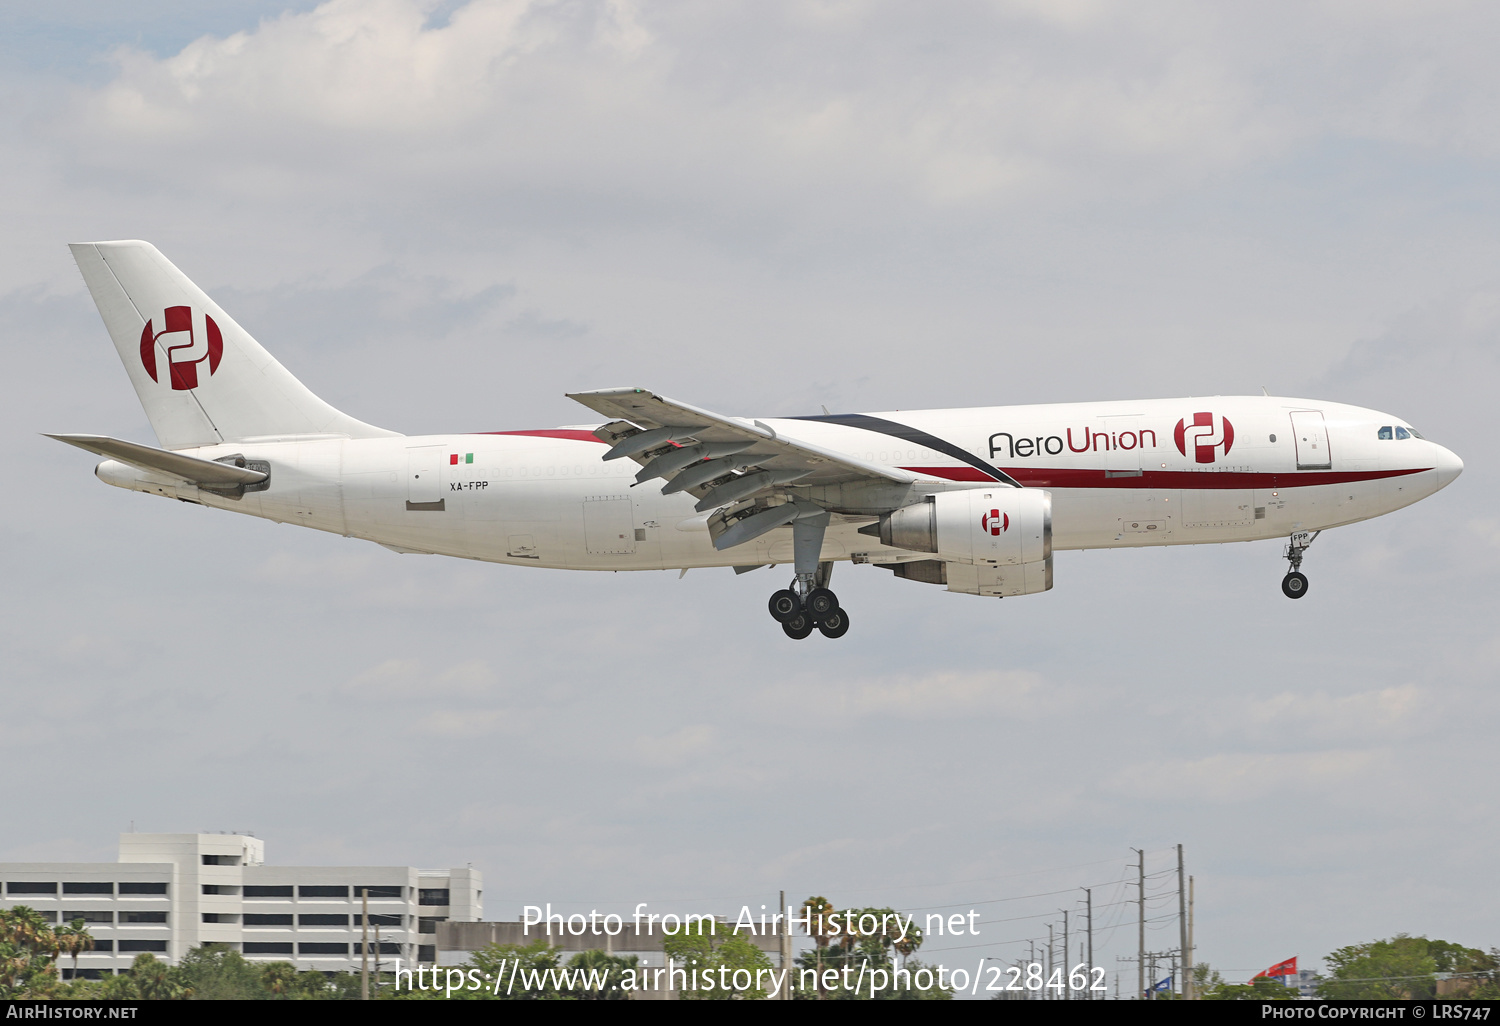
[1174,412,1234,464]
[140,305,223,390]
[981,509,1009,535]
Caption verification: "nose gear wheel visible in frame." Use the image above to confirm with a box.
[1280,531,1319,600]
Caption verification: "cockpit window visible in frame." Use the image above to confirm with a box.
[1407,427,1425,439]
[1395,426,1411,440]
[1378,426,1393,440]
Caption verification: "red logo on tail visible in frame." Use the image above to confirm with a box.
[140,306,223,390]
[981,509,1009,535]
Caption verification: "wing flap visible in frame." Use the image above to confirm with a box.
[566,388,915,489]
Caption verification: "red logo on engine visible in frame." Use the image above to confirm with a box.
[1174,412,1235,464]
[981,509,1009,535]
[140,306,223,390]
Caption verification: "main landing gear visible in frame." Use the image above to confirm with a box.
[764,507,852,639]
[1281,530,1320,600]
[770,585,851,639]
[768,564,850,640]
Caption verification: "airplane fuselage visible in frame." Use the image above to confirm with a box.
[97,395,1462,575]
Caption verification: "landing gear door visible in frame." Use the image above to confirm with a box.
[1290,411,1332,470]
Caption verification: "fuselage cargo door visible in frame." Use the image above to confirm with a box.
[406,445,445,511]
[583,496,637,555]
[1290,411,1332,470]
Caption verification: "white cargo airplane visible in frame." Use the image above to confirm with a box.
[54,241,1463,639]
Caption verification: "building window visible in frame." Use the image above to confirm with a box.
[88,940,114,953]
[298,943,349,956]
[418,917,446,935]
[62,911,113,924]
[63,882,113,895]
[6,882,58,895]
[202,885,239,895]
[354,942,402,956]
[201,913,239,924]
[62,969,115,980]
[118,883,168,895]
[119,911,168,924]
[118,940,168,953]
[244,914,294,927]
[201,855,240,866]
[244,943,294,955]
[354,885,403,899]
[298,914,349,927]
[298,886,349,899]
[418,945,436,963]
[364,914,403,928]
[244,885,294,898]
[418,889,450,906]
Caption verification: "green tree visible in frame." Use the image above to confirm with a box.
[175,945,266,1000]
[567,949,637,1000]
[0,907,61,998]
[663,920,775,999]
[790,897,942,1000]
[124,953,191,1000]
[54,919,95,981]
[400,939,577,1000]
[259,961,300,998]
[1318,935,1494,1000]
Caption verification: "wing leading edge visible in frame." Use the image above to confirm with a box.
[566,388,919,550]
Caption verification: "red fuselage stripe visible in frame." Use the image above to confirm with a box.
[477,429,608,443]
[465,437,1428,490]
[901,466,1430,488]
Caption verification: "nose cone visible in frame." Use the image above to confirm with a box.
[1433,444,1463,490]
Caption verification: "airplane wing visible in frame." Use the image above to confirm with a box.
[565,389,920,547]
[46,433,269,489]
[567,388,914,489]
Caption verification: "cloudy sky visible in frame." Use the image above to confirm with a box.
[3,0,1497,989]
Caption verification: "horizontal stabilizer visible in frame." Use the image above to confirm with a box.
[45,433,267,488]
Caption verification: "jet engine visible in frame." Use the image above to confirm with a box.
[875,488,1053,597]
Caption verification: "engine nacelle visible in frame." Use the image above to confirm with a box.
[880,488,1052,567]
[878,488,1053,597]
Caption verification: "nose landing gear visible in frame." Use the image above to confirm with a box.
[1281,530,1320,600]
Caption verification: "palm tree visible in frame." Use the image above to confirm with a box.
[260,961,298,998]
[800,897,837,998]
[0,907,61,998]
[54,919,95,980]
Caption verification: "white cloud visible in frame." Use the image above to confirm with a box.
[766,667,1068,719]
[1109,748,1382,802]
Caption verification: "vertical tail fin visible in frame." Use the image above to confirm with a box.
[70,241,397,450]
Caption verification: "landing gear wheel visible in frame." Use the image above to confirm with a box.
[782,614,815,640]
[816,607,850,639]
[768,589,802,623]
[805,588,839,622]
[1281,572,1309,599]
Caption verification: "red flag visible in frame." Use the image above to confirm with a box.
[1254,956,1297,980]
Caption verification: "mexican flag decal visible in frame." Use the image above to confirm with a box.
[449,453,473,465]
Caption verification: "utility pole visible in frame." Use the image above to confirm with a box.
[360,887,369,1001]
[1062,912,1074,1002]
[1084,887,1094,1002]
[1189,876,1196,1001]
[1178,844,1191,1000]
[1048,923,1055,1000]
[1134,848,1145,1000]
[778,890,790,1000]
